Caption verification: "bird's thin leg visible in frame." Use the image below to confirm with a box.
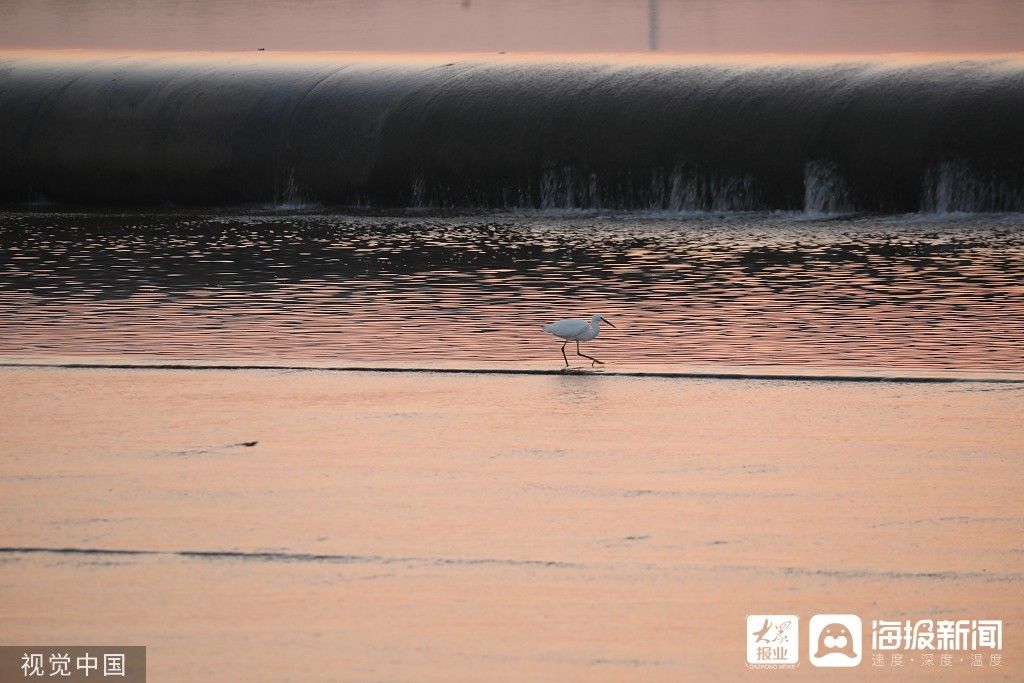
[561,341,570,367]
[576,340,603,366]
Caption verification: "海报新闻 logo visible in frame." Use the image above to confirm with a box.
[809,614,863,667]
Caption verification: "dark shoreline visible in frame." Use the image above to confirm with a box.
[5,362,1023,384]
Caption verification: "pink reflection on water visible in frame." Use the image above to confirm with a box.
[0,0,1023,54]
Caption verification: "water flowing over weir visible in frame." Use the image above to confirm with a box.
[1,53,1023,212]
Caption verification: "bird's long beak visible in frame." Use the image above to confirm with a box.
[601,316,616,328]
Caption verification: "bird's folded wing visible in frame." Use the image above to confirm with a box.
[545,319,590,338]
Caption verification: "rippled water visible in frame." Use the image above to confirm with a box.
[1,210,1022,371]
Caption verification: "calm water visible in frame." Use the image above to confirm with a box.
[2,0,1023,53]
[1,210,1022,371]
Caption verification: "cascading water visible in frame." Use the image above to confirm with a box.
[921,160,1024,214]
[803,161,853,214]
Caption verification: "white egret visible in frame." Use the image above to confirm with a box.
[542,314,616,367]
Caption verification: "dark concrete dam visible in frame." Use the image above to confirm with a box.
[1,53,1023,211]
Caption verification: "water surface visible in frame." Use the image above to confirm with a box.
[1,366,1021,681]
[2,0,1023,53]
[2,210,1021,371]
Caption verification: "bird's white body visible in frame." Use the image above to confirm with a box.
[543,315,604,342]
[542,314,615,367]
